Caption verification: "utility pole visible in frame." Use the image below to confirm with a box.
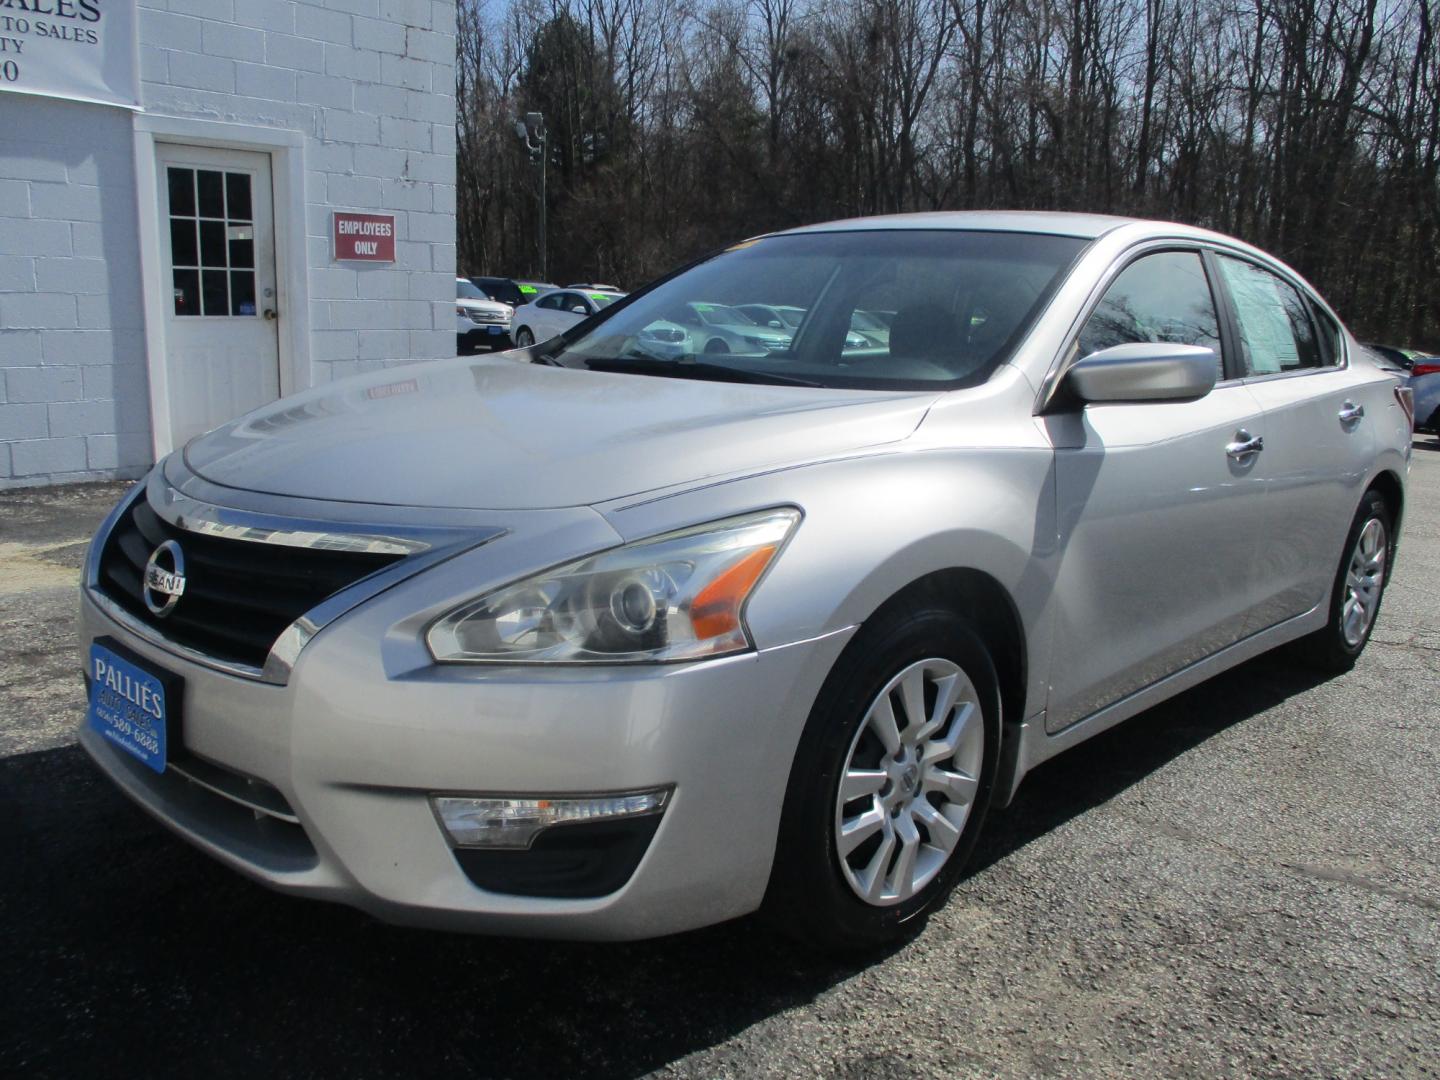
[513,112,547,281]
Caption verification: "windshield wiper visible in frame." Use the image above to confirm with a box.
[579,352,824,387]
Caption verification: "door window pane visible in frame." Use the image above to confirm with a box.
[1215,256,1324,375]
[199,220,226,267]
[173,269,199,316]
[225,172,252,221]
[1078,251,1222,376]
[170,217,198,267]
[167,167,195,217]
[202,269,229,316]
[229,227,255,268]
[230,271,257,316]
[197,169,225,218]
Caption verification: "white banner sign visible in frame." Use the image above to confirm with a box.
[0,0,140,110]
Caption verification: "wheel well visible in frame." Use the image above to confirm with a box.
[872,569,1028,732]
[1368,469,1404,535]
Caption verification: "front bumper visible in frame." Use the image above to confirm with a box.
[78,587,850,940]
[458,324,513,350]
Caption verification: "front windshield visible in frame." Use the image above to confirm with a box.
[474,278,524,305]
[457,280,486,301]
[591,293,621,310]
[545,230,1087,389]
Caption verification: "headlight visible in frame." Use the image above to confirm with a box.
[427,508,800,663]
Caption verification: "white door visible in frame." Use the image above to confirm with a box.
[157,144,280,448]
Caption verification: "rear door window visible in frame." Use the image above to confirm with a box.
[1214,256,1326,376]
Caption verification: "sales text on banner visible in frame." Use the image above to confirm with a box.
[0,0,141,111]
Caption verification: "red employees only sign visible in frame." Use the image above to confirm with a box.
[333,212,396,262]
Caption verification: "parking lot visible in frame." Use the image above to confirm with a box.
[2,445,1436,1079]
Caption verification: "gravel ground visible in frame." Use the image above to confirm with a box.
[2,446,1437,1079]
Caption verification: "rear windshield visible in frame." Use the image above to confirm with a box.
[546,230,1087,390]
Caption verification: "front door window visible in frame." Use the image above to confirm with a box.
[1078,250,1223,377]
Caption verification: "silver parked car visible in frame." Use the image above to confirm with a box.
[80,212,1410,950]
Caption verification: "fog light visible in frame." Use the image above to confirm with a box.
[431,788,671,849]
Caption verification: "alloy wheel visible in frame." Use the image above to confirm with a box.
[833,658,984,906]
[1342,517,1387,647]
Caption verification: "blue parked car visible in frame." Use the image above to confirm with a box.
[1366,344,1440,441]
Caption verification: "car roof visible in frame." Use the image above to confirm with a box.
[775,210,1136,240]
[767,210,1320,297]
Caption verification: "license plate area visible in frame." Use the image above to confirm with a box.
[86,639,182,775]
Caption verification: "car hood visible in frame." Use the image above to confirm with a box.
[183,356,938,510]
[458,298,510,315]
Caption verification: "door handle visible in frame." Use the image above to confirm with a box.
[1226,431,1264,460]
[263,308,279,321]
[1338,401,1365,423]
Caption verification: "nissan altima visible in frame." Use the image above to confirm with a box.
[79,212,1411,950]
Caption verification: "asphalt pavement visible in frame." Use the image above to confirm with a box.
[2,444,1437,1079]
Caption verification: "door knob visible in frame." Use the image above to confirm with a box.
[1226,431,1264,460]
[263,308,279,321]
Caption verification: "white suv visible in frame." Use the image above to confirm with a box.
[456,278,514,353]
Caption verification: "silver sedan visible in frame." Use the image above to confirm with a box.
[78,212,1410,950]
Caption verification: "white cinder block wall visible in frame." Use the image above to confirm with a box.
[0,102,151,481]
[0,0,457,488]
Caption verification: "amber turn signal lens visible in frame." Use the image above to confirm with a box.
[690,545,778,640]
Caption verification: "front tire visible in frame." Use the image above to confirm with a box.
[764,598,1001,952]
[1293,489,1394,672]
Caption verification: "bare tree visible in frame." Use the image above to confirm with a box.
[453,0,1440,347]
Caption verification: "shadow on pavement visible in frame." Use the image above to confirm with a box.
[972,651,1330,875]
[1,652,1328,1079]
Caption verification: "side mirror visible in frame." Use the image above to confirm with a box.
[571,305,588,314]
[1065,342,1218,404]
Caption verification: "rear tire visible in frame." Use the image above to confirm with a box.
[1292,489,1393,673]
[514,327,535,348]
[763,597,1000,953]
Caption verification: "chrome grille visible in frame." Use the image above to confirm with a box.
[95,494,405,669]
